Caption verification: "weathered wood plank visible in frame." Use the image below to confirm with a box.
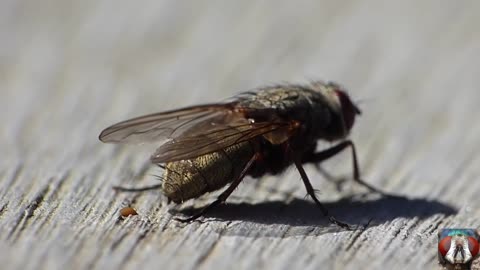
[1,1,480,269]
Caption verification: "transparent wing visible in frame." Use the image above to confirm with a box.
[150,121,291,163]
[99,103,239,144]
[99,102,295,163]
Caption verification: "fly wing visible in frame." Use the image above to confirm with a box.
[99,101,294,163]
[99,103,239,144]
[150,120,291,163]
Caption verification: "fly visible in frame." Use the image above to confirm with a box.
[99,81,381,229]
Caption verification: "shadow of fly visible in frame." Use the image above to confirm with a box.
[99,81,382,229]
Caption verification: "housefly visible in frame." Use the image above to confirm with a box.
[99,81,380,229]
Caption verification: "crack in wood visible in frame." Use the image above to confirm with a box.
[7,185,50,241]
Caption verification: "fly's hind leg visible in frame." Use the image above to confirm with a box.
[113,166,165,193]
[302,140,385,195]
[175,153,259,223]
[113,184,163,192]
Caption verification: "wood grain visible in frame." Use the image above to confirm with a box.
[1,1,480,269]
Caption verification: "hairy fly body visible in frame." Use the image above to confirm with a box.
[99,81,380,229]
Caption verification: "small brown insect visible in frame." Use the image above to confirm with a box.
[120,207,138,218]
[100,81,381,228]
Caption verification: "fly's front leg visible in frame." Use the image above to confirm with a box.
[175,153,259,223]
[302,140,384,195]
[314,165,348,192]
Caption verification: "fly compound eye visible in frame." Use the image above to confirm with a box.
[439,236,452,257]
[467,236,479,257]
[332,89,360,131]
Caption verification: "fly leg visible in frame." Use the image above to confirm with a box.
[314,165,348,192]
[113,184,163,192]
[302,140,384,194]
[293,157,352,229]
[175,153,259,223]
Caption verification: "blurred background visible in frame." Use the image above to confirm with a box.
[1,1,480,269]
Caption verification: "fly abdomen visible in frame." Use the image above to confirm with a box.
[162,141,255,203]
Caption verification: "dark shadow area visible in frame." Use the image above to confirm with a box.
[173,193,456,236]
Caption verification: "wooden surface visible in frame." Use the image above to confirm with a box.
[1,1,480,269]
